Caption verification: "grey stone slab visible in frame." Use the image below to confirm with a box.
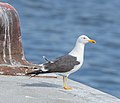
[0,75,120,103]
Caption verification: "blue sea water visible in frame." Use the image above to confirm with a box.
[2,0,120,98]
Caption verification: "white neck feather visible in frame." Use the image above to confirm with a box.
[69,42,85,61]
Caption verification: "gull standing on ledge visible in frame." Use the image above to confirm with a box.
[26,35,96,90]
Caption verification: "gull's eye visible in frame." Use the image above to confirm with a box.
[83,37,86,39]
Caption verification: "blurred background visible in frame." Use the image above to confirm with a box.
[2,0,120,98]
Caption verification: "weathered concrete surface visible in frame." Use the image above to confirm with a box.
[0,75,120,103]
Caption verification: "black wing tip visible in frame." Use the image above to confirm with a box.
[25,70,38,75]
[25,72,32,75]
[25,69,45,76]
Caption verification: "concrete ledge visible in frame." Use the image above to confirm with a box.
[0,75,120,103]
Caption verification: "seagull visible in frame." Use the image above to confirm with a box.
[26,35,96,90]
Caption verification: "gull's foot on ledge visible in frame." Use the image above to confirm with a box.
[64,86,72,90]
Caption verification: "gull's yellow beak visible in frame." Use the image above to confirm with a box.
[88,39,96,44]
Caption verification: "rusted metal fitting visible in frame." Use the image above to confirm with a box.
[0,2,37,75]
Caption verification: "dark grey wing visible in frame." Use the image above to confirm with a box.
[44,55,80,73]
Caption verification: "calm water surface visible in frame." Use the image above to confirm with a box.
[3,0,120,98]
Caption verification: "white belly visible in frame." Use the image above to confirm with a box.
[67,63,82,75]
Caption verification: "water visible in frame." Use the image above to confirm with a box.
[2,0,120,98]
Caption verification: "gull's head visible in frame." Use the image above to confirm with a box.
[77,35,96,44]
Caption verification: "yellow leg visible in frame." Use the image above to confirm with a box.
[63,76,72,90]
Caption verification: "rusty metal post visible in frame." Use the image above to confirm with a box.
[0,2,36,75]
